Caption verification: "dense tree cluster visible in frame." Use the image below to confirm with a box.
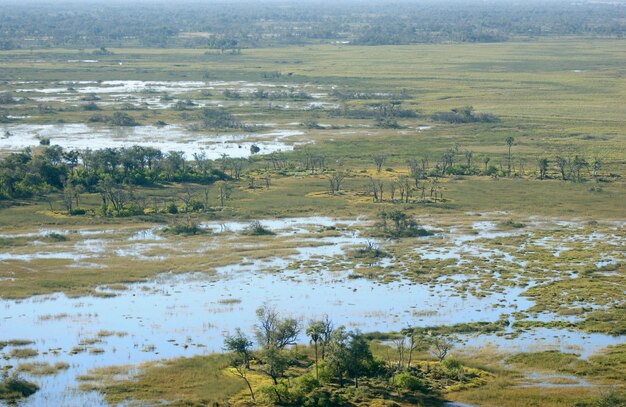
[224,306,473,406]
[0,145,227,203]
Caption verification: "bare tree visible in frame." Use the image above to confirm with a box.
[181,185,193,213]
[429,335,454,362]
[373,154,387,173]
[368,178,384,202]
[392,336,406,371]
[216,181,233,207]
[62,176,73,214]
[328,171,345,194]
[464,150,473,169]
[402,329,423,369]
[571,155,588,183]
[538,158,549,180]
[555,155,568,181]
[407,159,423,188]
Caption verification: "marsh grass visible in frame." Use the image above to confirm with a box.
[16,362,70,376]
[81,355,246,406]
[8,348,38,359]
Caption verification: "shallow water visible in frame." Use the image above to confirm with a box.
[1,264,534,406]
[0,216,624,406]
[0,123,302,159]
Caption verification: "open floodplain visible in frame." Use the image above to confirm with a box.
[1,38,625,406]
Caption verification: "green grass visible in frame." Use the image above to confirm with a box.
[79,354,246,406]
[450,346,626,407]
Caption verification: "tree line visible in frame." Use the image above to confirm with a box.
[1,1,625,50]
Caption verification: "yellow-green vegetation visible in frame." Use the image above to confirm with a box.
[8,348,38,359]
[82,349,488,406]
[79,355,247,406]
[16,362,70,376]
[448,345,626,407]
[82,343,626,407]
[0,340,34,350]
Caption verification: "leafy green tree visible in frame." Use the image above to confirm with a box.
[223,328,253,369]
[254,305,301,385]
[325,326,351,387]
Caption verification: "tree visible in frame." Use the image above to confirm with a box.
[464,150,473,169]
[368,177,384,202]
[325,326,350,388]
[556,155,568,181]
[317,315,334,361]
[592,157,602,178]
[407,159,423,188]
[373,154,386,173]
[224,329,255,402]
[307,321,326,381]
[254,305,300,385]
[230,358,255,402]
[192,151,212,178]
[347,331,375,388]
[392,336,406,371]
[483,155,491,173]
[429,335,454,362]
[255,304,300,349]
[259,346,291,386]
[327,171,345,195]
[62,176,74,214]
[505,136,514,176]
[223,328,253,369]
[325,328,375,388]
[572,155,588,183]
[538,158,549,180]
[216,181,232,207]
[400,328,424,369]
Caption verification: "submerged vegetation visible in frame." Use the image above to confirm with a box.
[0,373,39,403]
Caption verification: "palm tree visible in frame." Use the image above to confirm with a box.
[307,321,325,381]
[506,136,515,176]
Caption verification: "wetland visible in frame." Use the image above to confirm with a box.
[1,1,625,405]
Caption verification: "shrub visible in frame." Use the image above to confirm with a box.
[242,221,274,236]
[431,106,498,124]
[83,102,100,111]
[303,388,348,407]
[294,374,320,395]
[166,202,178,214]
[111,112,138,126]
[395,372,426,392]
[260,382,292,404]
[45,233,68,242]
[167,223,203,236]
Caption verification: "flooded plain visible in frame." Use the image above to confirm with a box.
[0,123,303,160]
[0,216,624,405]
